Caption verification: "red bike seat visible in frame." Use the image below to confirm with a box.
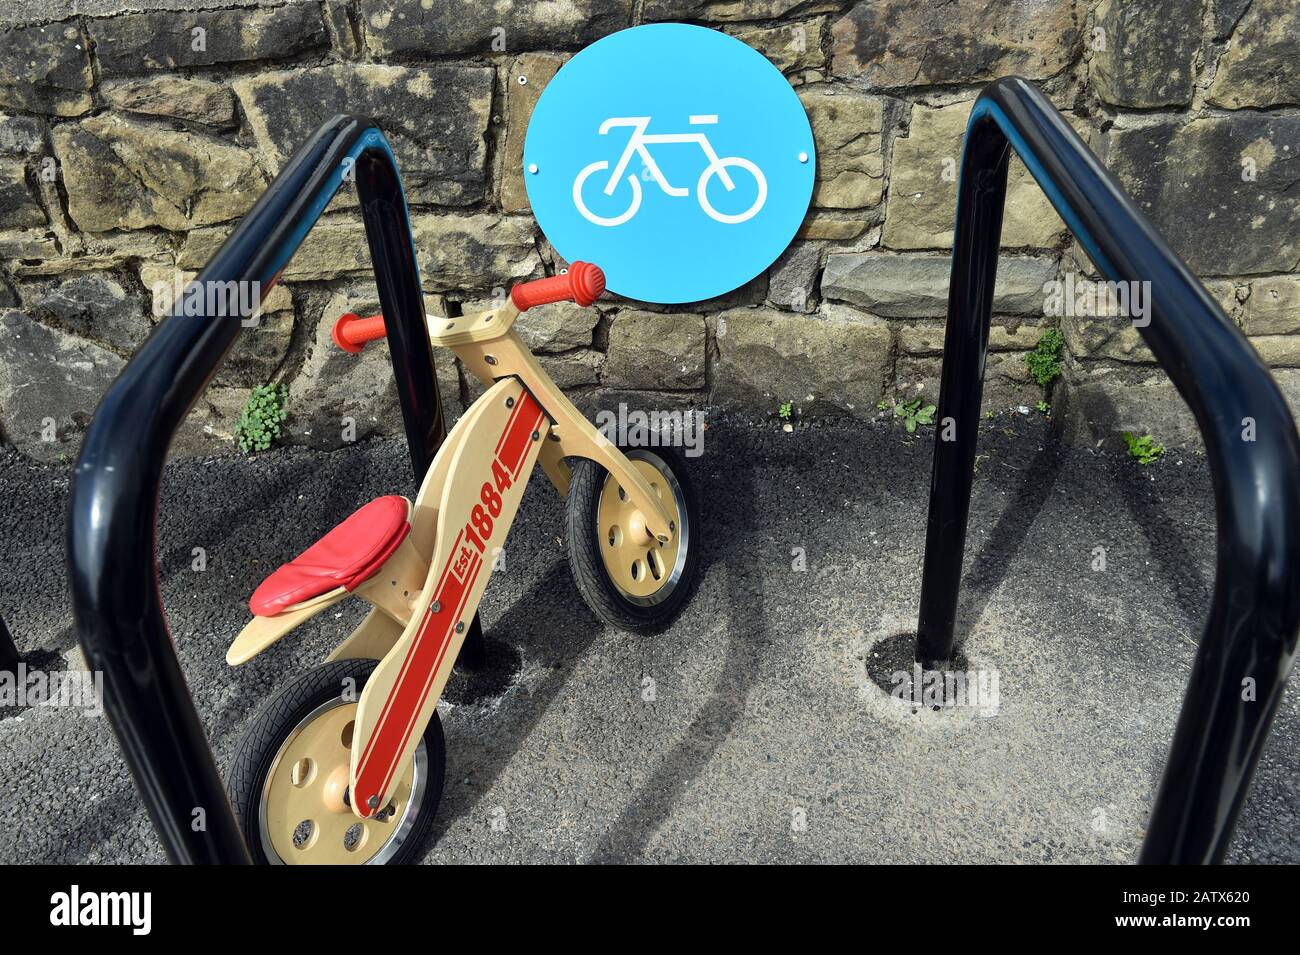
[250,495,412,616]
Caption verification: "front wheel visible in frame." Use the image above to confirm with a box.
[697,156,767,224]
[565,447,700,633]
[226,659,445,865]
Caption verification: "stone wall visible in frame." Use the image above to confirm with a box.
[0,0,1297,462]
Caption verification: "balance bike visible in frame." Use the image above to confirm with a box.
[224,263,700,864]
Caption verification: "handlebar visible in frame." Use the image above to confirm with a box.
[332,312,387,353]
[332,262,605,353]
[511,261,605,311]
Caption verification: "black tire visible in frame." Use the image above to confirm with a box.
[227,659,445,865]
[565,446,700,633]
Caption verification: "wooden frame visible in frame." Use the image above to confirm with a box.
[227,300,679,818]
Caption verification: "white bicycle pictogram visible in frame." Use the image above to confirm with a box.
[572,115,768,227]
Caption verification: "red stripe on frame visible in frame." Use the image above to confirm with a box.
[513,408,544,479]
[356,553,479,811]
[374,554,482,800]
[501,393,542,478]
[355,388,537,813]
[494,394,525,457]
[357,527,463,772]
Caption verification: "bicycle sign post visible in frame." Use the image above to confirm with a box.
[525,24,815,304]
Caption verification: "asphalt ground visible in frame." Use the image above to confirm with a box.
[1,412,1296,863]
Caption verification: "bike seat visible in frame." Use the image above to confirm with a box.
[250,495,412,616]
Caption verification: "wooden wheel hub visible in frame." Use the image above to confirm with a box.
[261,700,421,865]
[597,457,684,602]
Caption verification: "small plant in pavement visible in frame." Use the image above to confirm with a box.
[1025,328,1064,388]
[778,400,794,421]
[894,397,936,433]
[1122,431,1165,465]
[235,383,288,453]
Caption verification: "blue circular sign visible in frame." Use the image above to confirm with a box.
[524,24,815,304]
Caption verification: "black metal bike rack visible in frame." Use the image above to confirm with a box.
[0,612,18,675]
[67,115,457,864]
[916,77,1300,864]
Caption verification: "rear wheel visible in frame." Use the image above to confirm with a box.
[226,659,445,865]
[565,447,699,633]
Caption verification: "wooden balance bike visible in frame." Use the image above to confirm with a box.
[224,263,700,864]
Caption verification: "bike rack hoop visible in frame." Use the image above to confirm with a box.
[66,115,447,864]
[916,76,1300,864]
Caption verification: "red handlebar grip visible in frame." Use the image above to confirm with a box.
[332,313,387,353]
[511,261,606,312]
